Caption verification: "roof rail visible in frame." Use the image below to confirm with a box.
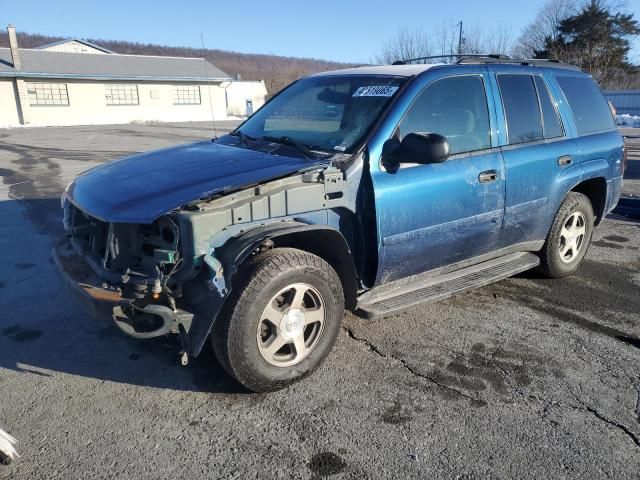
[391,54,581,71]
[392,53,509,65]
[456,56,581,70]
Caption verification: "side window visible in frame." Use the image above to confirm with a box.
[398,76,491,155]
[556,76,615,135]
[534,76,564,139]
[497,75,543,144]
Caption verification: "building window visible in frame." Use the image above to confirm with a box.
[105,84,139,105]
[27,83,69,106]
[173,85,201,105]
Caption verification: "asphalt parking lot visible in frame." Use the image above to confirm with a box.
[0,122,639,479]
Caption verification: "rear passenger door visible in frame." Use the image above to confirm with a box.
[490,68,579,247]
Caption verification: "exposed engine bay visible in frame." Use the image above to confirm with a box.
[65,204,181,281]
[61,202,195,356]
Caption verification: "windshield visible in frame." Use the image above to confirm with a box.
[236,75,407,154]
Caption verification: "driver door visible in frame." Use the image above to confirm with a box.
[371,72,506,283]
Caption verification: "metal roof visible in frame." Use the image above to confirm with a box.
[605,90,640,116]
[0,48,231,82]
[36,39,116,54]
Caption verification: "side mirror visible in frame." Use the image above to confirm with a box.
[385,133,450,165]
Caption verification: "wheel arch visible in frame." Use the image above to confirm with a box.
[571,176,607,225]
[217,222,359,311]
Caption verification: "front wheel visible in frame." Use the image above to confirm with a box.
[538,192,594,278]
[212,248,344,392]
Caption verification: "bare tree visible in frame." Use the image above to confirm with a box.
[374,27,432,64]
[513,0,578,57]
[433,21,460,59]
[377,22,514,65]
[460,24,487,55]
[484,24,515,55]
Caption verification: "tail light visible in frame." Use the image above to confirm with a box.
[622,143,628,175]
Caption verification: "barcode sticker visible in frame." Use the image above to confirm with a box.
[352,86,399,97]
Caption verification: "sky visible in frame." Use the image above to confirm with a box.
[2,0,640,63]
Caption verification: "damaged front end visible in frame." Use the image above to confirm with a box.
[56,197,198,362]
[55,156,356,366]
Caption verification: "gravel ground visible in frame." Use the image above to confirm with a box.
[0,123,639,479]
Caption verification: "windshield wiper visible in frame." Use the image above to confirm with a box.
[229,130,256,146]
[261,135,318,160]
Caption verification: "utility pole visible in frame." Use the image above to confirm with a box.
[457,21,463,55]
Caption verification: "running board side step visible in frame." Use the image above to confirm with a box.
[355,252,540,320]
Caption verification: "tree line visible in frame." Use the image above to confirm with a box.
[0,31,352,96]
[1,0,638,93]
[377,0,639,89]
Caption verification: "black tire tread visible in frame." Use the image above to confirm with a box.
[538,191,594,278]
[212,247,344,392]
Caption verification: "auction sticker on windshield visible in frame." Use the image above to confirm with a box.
[352,86,399,97]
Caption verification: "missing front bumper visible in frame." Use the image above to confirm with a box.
[53,239,193,340]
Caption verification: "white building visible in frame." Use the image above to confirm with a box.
[224,80,269,117]
[0,26,267,127]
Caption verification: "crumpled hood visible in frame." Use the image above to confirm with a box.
[67,140,327,223]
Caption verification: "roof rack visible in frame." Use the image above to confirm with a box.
[392,54,509,65]
[392,54,581,71]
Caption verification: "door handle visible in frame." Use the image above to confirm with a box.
[478,170,498,183]
[558,155,573,166]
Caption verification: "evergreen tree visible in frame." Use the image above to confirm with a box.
[535,0,639,86]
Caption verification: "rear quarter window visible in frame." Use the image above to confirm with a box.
[556,76,615,135]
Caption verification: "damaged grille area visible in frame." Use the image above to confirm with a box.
[67,204,181,280]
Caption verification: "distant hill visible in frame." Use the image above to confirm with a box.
[0,31,354,95]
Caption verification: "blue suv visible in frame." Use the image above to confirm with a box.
[56,56,625,391]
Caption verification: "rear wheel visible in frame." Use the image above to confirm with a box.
[212,248,344,392]
[538,192,594,278]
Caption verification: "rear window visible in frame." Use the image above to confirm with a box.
[556,76,614,135]
[498,75,543,144]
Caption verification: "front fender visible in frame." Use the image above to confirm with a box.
[187,221,357,357]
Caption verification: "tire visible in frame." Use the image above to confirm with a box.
[212,248,344,392]
[538,192,595,278]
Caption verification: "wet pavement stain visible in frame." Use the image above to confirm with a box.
[309,452,347,477]
[603,235,630,243]
[617,335,640,350]
[2,326,20,336]
[0,139,135,236]
[424,340,551,399]
[15,262,35,270]
[2,325,43,342]
[593,240,624,249]
[492,259,640,352]
[381,401,414,425]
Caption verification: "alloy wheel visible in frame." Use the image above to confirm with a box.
[559,211,586,263]
[256,283,325,367]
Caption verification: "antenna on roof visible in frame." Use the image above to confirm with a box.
[200,33,218,139]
